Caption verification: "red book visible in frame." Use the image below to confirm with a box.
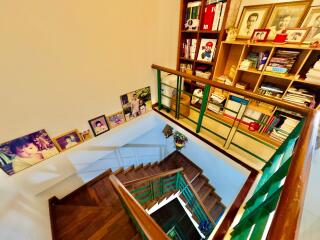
[202,4,215,30]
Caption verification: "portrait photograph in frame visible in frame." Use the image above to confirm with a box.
[302,6,320,43]
[251,29,270,42]
[266,1,310,40]
[285,28,310,43]
[120,86,152,121]
[107,111,126,129]
[237,5,272,39]
[0,129,59,175]
[88,115,110,137]
[53,129,83,152]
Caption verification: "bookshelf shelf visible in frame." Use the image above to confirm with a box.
[262,72,296,81]
[177,0,230,90]
[209,40,320,145]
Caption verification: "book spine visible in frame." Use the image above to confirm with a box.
[212,3,221,31]
[218,2,227,31]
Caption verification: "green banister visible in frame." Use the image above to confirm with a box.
[157,69,162,111]
[196,84,210,133]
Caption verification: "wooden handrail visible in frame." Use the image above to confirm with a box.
[267,109,320,240]
[123,167,184,187]
[151,64,309,115]
[109,175,170,240]
[181,173,216,226]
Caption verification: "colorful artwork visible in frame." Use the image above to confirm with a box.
[0,130,59,175]
[120,86,152,121]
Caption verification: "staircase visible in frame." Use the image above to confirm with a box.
[49,151,225,239]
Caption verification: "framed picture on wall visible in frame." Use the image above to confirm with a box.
[106,111,126,128]
[0,130,59,175]
[266,1,310,40]
[251,29,270,42]
[237,5,272,39]
[53,129,83,152]
[88,115,110,137]
[120,86,152,121]
[302,6,320,43]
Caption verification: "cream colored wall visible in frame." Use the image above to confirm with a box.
[0,0,179,143]
[227,0,319,28]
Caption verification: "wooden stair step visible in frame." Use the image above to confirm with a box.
[58,187,98,206]
[192,175,207,192]
[204,194,218,212]
[210,202,226,221]
[198,184,212,201]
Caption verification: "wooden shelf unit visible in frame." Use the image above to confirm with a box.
[176,0,230,82]
[205,40,320,145]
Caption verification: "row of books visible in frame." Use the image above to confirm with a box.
[283,87,316,107]
[245,51,270,71]
[265,50,300,75]
[258,83,283,98]
[269,114,300,141]
[202,0,227,31]
[185,1,202,31]
[181,38,217,62]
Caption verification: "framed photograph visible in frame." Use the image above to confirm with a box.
[88,115,109,137]
[285,28,309,43]
[302,6,320,43]
[251,29,270,42]
[120,86,152,121]
[80,129,92,141]
[266,1,310,40]
[237,5,272,39]
[107,111,126,128]
[53,130,83,152]
[0,130,59,175]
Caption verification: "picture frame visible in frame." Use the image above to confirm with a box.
[285,28,310,43]
[80,129,92,141]
[237,5,272,39]
[265,1,310,40]
[88,115,110,137]
[301,6,320,43]
[0,129,59,175]
[53,129,83,152]
[106,111,126,129]
[251,29,270,42]
[120,86,152,121]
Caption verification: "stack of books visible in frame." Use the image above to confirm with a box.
[195,65,211,80]
[305,59,320,84]
[235,82,249,90]
[185,1,202,31]
[283,87,316,107]
[258,83,283,98]
[269,114,300,141]
[240,51,270,71]
[216,75,232,85]
[202,0,227,31]
[208,92,226,113]
[182,39,197,59]
[265,50,300,75]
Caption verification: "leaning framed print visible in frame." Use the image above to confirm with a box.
[88,115,110,137]
[302,6,320,43]
[237,5,272,39]
[0,130,59,175]
[266,1,310,40]
[53,129,83,152]
[285,28,309,43]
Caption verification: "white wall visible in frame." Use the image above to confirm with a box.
[0,0,179,143]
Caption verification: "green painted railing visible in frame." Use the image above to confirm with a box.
[155,69,300,164]
[230,119,304,239]
[126,169,215,237]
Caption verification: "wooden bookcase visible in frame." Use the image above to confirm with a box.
[176,0,230,86]
[206,40,320,145]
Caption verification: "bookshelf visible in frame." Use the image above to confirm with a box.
[176,0,230,90]
[206,40,320,145]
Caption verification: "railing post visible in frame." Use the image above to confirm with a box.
[157,69,162,110]
[196,84,210,133]
[175,76,182,119]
